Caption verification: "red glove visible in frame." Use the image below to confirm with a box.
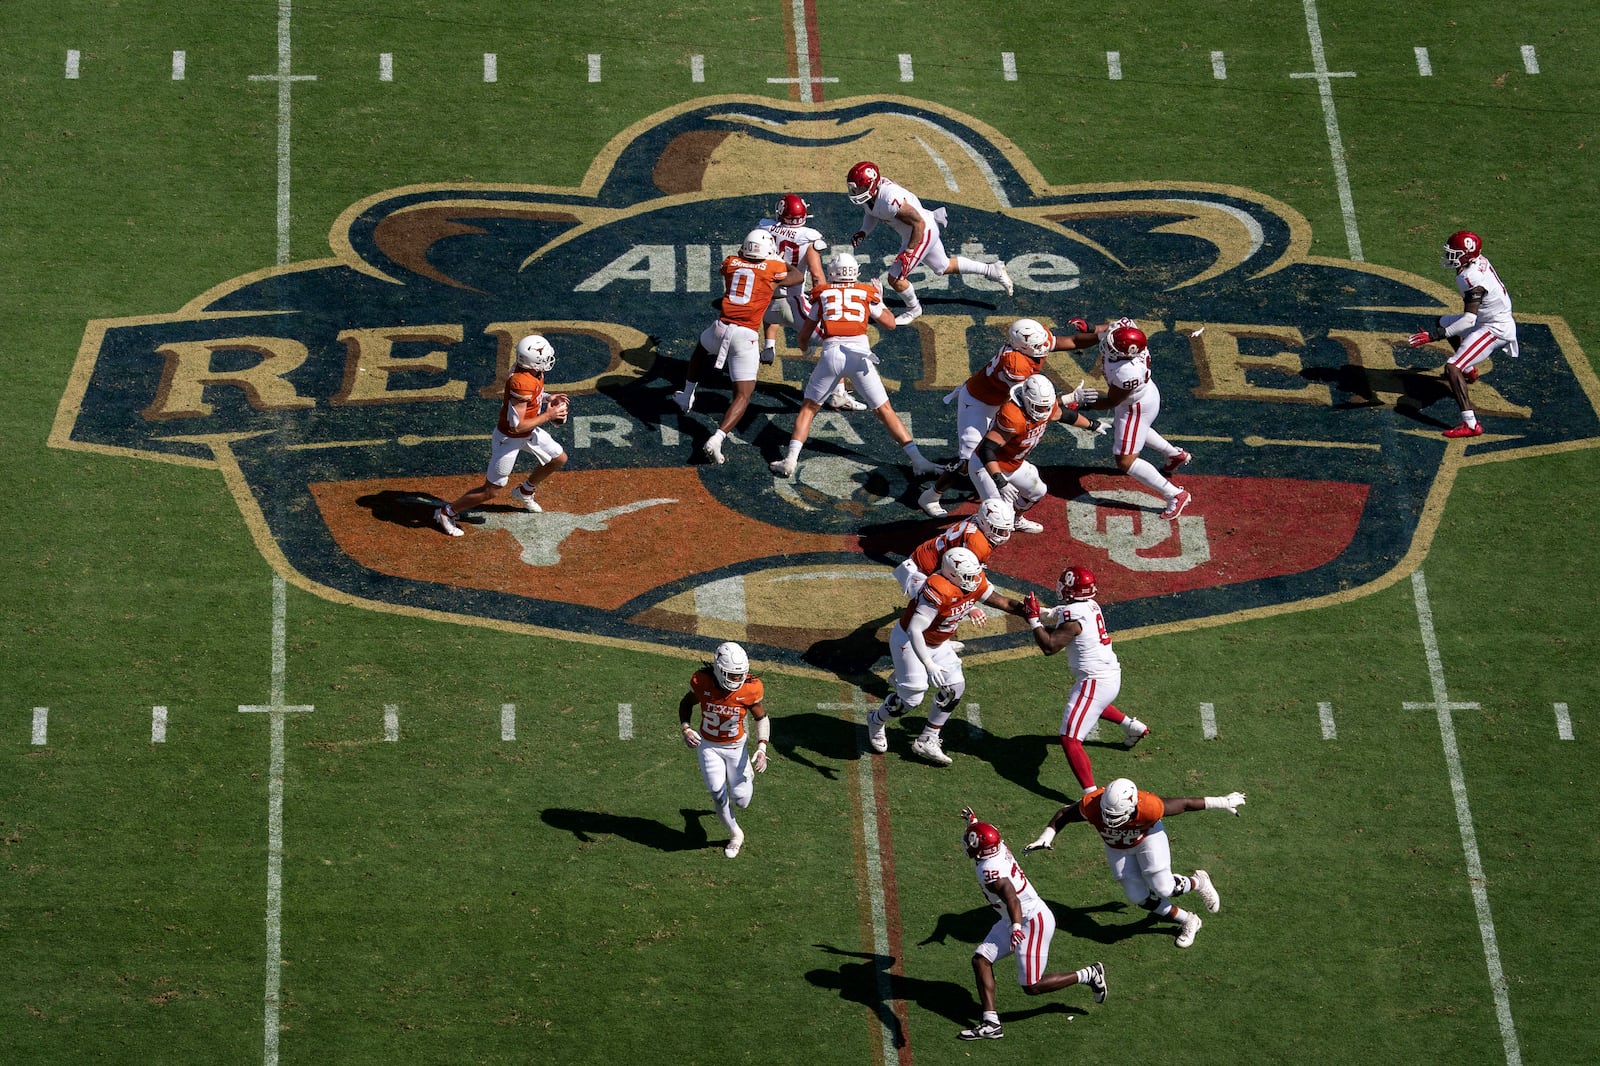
[895,250,918,277]
[1023,592,1041,623]
[1068,317,1092,335]
[1010,924,1026,949]
[1408,330,1437,348]
[961,806,978,824]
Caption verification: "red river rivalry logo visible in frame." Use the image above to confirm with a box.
[51,97,1600,677]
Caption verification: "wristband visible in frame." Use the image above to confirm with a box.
[1203,796,1226,810]
[1011,923,1023,933]
[1027,618,1043,630]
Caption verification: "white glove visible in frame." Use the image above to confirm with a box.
[753,745,768,773]
[966,607,988,626]
[1205,791,1247,815]
[1024,832,1054,853]
[999,482,1019,504]
[1072,383,1101,406]
[681,725,701,749]
[929,664,959,688]
[1093,418,1112,437]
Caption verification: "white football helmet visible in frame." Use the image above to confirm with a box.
[940,546,983,592]
[741,228,777,261]
[827,251,860,284]
[514,334,556,372]
[1016,374,1057,420]
[1100,778,1139,828]
[712,641,749,692]
[1007,318,1054,357]
[975,498,1015,544]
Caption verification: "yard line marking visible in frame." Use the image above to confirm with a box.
[772,0,835,101]
[65,50,80,79]
[152,706,169,744]
[173,50,187,80]
[618,703,634,740]
[501,703,516,741]
[1410,571,1521,1066]
[898,53,914,82]
[1553,702,1572,740]
[913,134,959,191]
[379,53,393,81]
[483,53,497,83]
[1520,45,1540,75]
[383,704,399,742]
[1001,52,1017,81]
[31,707,48,745]
[1211,50,1227,79]
[1318,701,1337,740]
[1415,46,1433,77]
[1199,701,1218,739]
[1292,0,1363,261]
[588,54,601,82]
[1106,50,1122,80]
[964,702,982,735]
[691,54,704,82]
[247,0,316,269]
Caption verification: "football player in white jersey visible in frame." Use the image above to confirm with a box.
[1408,229,1519,438]
[956,806,1106,1041]
[757,195,864,411]
[846,160,1014,325]
[1075,318,1193,520]
[1021,565,1149,791]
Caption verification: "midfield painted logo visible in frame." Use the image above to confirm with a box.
[53,97,1600,676]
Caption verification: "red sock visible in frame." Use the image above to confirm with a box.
[1098,703,1126,725]
[1060,736,1095,791]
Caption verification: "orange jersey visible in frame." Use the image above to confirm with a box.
[497,368,546,438]
[718,255,791,331]
[965,345,1047,406]
[899,572,990,648]
[986,399,1056,473]
[687,669,764,744]
[908,517,995,577]
[1079,787,1167,849]
[806,281,884,338]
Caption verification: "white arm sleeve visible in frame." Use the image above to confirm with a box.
[907,604,938,672]
[1442,312,1477,337]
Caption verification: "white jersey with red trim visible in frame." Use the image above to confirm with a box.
[861,177,940,241]
[1054,598,1119,677]
[1456,255,1515,338]
[974,843,1046,921]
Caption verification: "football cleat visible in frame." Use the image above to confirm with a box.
[1013,517,1044,534]
[1443,422,1483,438]
[894,306,923,326]
[993,261,1014,297]
[703,438,727,465]
[1175,910,1203,948]
[433,507,463,537]
[911,734,953,766]
[671,389,694,414]
[1122,717,1149,748]
[1088,961,1108,1004]
[866,715,889,754]
[511,485,542,512]
[1160,489,1192,521]
[769,456,798,478]
[959,1020,1004,1041]
[1161,449,1192,475]
[724,827,745,859]
[1463,368,1479,384]
[1192,869,1221,913]
[825,384,868,411]
[917,487,947,518]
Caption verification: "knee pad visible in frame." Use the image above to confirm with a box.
[882,693,906,719]
[1138,893,1165,913]
[935,683,964,710]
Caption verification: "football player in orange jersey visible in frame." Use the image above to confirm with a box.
[1025,778,1246,948]
[679,642,769,859]
[919,318,1105,518]
[767,252,942,479]
[865,547,1035,767]
[672,228,804,465]
[892,498,1014,602]
[433,335,569,537]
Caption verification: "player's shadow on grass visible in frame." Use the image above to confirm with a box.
[354,489,513,532]
[540,807,713,853]
[771,711,878,780]
[921,898,1161,952]
[804,944,974,1044]
[802,611,898,690]
[1300,361,1457,426]
[956,727,1077,806]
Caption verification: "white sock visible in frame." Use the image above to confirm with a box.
[899,286,920,309]
[681,382,698,402]
[1462,410,1478,428]
[786,440,802,459]
[707,429,726,448]
[1126,457,1176,496]
[902,442,928,462]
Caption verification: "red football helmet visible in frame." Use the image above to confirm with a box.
[1441,230,1483,272]
[775,194,810,226]
[1100,318,1148,363]
[1058,565,1097,601]
[846,161,882,205]
[964,820,1003,859]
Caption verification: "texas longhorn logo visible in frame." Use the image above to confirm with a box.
[52,97,1599,676]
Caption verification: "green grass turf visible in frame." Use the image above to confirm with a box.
[3,3,1598,1064]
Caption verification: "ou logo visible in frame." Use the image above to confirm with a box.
[1067,490,1210,572]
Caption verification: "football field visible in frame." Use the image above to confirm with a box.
[4,3,1599,1064]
